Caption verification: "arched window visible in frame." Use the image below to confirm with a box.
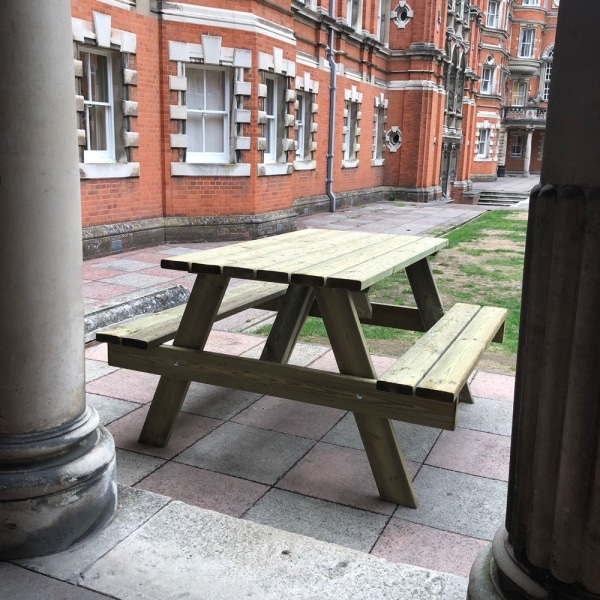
[542,48,554,102]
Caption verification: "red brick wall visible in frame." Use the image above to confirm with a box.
[73,1,164,229]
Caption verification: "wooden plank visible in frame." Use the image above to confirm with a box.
[405,258,445,329]
[376,303,482,395]
[350,291,373,319]
[96,281,287,349]
[290,235,426,289]
[256,232,399,283]
[107,343,457,430]
[416,306,508,402]
[257,298,425,332]
[406,256,477,403]
[160,229,321,273]
[325,237,448,291]
[222,230,363,280]
[260,284,314,364]
[138,273,230,447]
[314,286,418,507]
[96,305,185,348]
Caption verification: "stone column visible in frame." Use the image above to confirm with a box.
[468,2,600,598]
[522,127,533,177]
[0,1,116,558]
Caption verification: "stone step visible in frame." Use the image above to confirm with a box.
[478,191,530,206]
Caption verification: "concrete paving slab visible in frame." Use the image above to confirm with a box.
[425,428,511,481]
[108,405,222,460]
[135,462,269,517]
[16,487,170,583]
[372,519,489,577]
[85,358,118,382]
[442,574,470,600]
[101,272,174,288]
[115,448,166,486]
[243,488,389,552]
[469,371,515,403]
[276,442,400,515]
[86,393,138,426]
[457,396,514,437]
[0,563,112,600]
[175,422,315,485]
[181,382,263,420]
[241,340,330,366]
[394,466,507,541]
[87,368,160,404]
[231,395,345,440]
[322,413,442,464]
[95,259,156,272]
[82,500,454,600]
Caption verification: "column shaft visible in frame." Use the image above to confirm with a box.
[0,0,116,558]
[523,129,533,177]
[469,2,600,598]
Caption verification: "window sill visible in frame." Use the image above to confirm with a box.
[293,160,316,171]
[171,163,251,177]
[371,158,385,167]
[257,163,294,176]
[341,159,359,169]
[80,162,140,179]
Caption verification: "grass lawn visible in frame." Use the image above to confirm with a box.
[257,210,528,374]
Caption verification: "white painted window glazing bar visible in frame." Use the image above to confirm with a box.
[518,28,535,57]
[82,49,115,163]
[186,66,230,164]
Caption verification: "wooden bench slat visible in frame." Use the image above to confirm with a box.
[416,306,507,402]
[96,281,287,349]
[376,303,507,403]
[376,303,482,396]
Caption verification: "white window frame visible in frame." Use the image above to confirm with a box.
[264,74,283,164]
[185,65,231,164]
[486,1,500,28]
[347,0,362,29]
[476,128,491,158]
[512,81,528,106]
[518,28,535,58]
[344,101,359,162]
[522,0,539,5]
[373,105,385,162]
[481,67,494,94]
[542,58,552,102]
[81,48,115,163]
[295,91,312,162]
[510,134,524,157]
[376,0,383,39]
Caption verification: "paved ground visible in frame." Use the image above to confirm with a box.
[3,178,535,598]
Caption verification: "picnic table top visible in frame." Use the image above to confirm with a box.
[161,229,448,291]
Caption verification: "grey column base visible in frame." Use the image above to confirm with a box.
[468,542,505,600]
[0,411,117,560]
[469,527,554,600]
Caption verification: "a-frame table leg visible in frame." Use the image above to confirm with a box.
[314,286,418,508]
[138,273,230,447]
[260,284,314,364]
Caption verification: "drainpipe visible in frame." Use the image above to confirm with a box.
[326,0,337,212]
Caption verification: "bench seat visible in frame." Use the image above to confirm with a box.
[376,303,507,403]
[96,281,288,349]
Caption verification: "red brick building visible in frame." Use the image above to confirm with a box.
[71,0,558,256]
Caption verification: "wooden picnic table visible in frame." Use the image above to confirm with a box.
[102,229,506,508]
